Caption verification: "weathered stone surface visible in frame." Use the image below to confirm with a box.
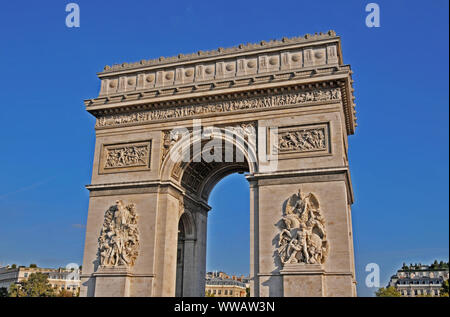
[80,31,357,297]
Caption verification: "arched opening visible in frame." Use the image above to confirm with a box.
[206,173,250,297]
[171,129,256,297]
[175,211,196,296]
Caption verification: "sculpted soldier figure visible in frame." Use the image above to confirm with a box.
[277,189,329,265]
[98,200,140,267]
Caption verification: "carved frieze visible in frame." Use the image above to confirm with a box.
[267,123,330,159]
[277,190,329,265]
[98,200,140,268]
[100,141,151,173]
[96,88,341,128]
[278,127,326,153]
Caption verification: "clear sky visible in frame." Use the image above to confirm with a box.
[0,1,448,297]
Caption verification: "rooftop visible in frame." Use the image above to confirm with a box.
[206,278,246,288]
[101,30,339,74]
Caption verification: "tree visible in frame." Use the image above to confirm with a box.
[440,280,449,297]
[205,290,215,297]
[375,286,401,297]
[8,273,56,297]
[11,264,17,269]
[29,264,37,268]
[57,289,73,297]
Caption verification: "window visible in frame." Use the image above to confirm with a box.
[24,273,28,278]
[218,290,221,295]
[213,290,216,294]
[230,290,233,295]
[224,290,228,295]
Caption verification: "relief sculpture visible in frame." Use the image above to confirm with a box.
[278,128,326,152]
[98,200,140,267]
[104,145,149,169]
[96,88,341,128]
[278,189,329,265]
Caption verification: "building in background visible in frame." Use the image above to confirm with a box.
[388,261,449,297]
[0,265,81,295]
[205,271,250,297]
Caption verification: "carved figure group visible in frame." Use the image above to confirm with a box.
[96,88,341,127]
[277,189,329,265]
[278,128,326,152]
[105,145,148,168]
[98,200,139,267]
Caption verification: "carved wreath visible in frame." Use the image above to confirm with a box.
[98,200,140,267]
[277,189,329,265]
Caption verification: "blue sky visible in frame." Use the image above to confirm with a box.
[0,1,448,297]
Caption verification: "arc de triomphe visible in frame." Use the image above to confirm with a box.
[80,31,357,297]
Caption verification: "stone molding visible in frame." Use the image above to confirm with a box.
[100,31,340,75]
[280,263,324,274]
[95,86,341,128]
[86,66,350,110]
[160,121,256,167]
[84,32,356,135]
[246,166,354,204]
[91,267,155,278]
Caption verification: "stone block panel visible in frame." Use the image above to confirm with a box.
[99,140,152,174]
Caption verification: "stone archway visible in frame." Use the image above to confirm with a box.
[175,209,196,297]
[164,129,256,297]
[80,31,358,297]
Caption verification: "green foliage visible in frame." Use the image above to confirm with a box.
[375,286,402,297]
[11,264,17,269]
[403,260,449,271]
[29,264,37,268]
[440,280,449,297]
[57,289,73,297]
[246,287,250,297]
[8,273,56,297]
[205,291,215,297]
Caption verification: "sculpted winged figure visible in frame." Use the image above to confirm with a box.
[278,189,329,265]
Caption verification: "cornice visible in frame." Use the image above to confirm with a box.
[100,30,340,75]
[247,166,354,204]
[86,65,350,109]
[84,32,356,134]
